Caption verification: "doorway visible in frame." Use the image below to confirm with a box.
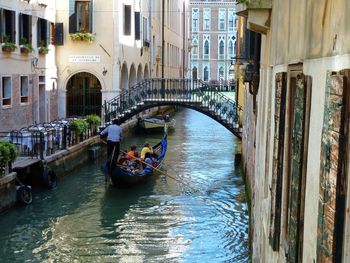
[66,72,102,116]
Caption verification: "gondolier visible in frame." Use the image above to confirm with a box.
[100,119,122,166]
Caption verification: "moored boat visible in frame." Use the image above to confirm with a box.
[102,135,167,187]
[138,115,176,132]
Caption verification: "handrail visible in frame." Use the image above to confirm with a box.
[103,78,242,138]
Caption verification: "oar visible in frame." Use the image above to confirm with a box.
[121,150,197,191]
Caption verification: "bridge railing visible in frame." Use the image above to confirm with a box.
[103,78,242,135]
[104,78,206,123]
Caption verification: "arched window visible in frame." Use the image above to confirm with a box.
[228,41,234,56]
[204,66,209,81]
[192,67,198,80]
[204,40,209,55]
[219,41,224,55]
[192,38,199,57]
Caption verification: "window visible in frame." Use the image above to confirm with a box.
[37,18,50,47]
[0,9,16,43]
[192,66,198,80]
[228,9,234,31]
[218,9,226,31]
[135,12,140,40]
[192,35,199,59]
[228,40,234,57]
[203,35,210,59]
[192,8,199,32]
[19,13,32,45]
[124,5,131,35]
[76,1,92,32]
[219,41,224,58]
[203,8,211,31]
[228,35,235,58]
[204,41,209,55]
[218,35,225,60]
[143,16,150,46]
[20,76,29,104]
[203,66,209,81]
[69,0,92,33]
[1,76,12,106]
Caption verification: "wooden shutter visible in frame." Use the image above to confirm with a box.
[0,9,3,42]
[135,12,140,40]
[54,23,64,45]
[11,10,15,42]
[287,74,312,263]
[69,0,76,33]
[19,13,22,42]
[269,72,287,251]
[124,5,131,35]
[46,20,50,45]
[317,70,350,262]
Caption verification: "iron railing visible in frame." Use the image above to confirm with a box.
[0,117,99,160]
[104,78,242,137]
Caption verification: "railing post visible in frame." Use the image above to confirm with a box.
[39,132,44,160]
[63,125,67,149]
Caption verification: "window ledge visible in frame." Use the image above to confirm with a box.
[2,105,12,109]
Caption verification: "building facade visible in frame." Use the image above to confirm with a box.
[0,0,189,131]
[0,0,57,131]
[189,0,237,87]
[237,0,350,262]
[56,0,189,119]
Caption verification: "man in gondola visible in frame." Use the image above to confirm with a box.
[100,119,122,167]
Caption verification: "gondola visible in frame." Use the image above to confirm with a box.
[102,135,167,187]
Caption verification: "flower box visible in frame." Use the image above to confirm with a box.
[38,47,49,55]
[2,45,16,52]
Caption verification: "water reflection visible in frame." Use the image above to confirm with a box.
[0,108,249,262]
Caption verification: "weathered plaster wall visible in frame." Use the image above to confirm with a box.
[249,0,350,262]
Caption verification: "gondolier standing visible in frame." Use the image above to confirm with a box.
[100,119,122,167]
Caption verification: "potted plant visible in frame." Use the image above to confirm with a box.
[1,35,17,52]
[69,119,88,143]
[69,30,95,43]
[20,37,34,54]
[86,114,101,135]
[38,41,49,55]
[0,141,18,177]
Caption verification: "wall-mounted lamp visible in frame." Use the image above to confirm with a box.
[102,67,108,76]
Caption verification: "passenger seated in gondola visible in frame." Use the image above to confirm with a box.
[127,144,139,168]
[140,152,154,175]
[141,142,153,159]
[117,150,129,165]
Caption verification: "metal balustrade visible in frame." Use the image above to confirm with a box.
[103,78,242,138]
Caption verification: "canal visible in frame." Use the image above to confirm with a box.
[0,109,249,262]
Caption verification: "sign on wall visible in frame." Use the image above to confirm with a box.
[69,55,100,63]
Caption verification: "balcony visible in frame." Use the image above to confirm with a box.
[236,0,272,34]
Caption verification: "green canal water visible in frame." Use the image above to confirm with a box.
[0,109,249,262]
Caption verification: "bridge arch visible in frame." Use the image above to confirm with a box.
[120,62,128,93]
[103,79,242,138]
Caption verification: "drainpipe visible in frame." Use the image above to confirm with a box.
[182,1,185,78]
[161,0,165,98]
[162,0,165,80]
